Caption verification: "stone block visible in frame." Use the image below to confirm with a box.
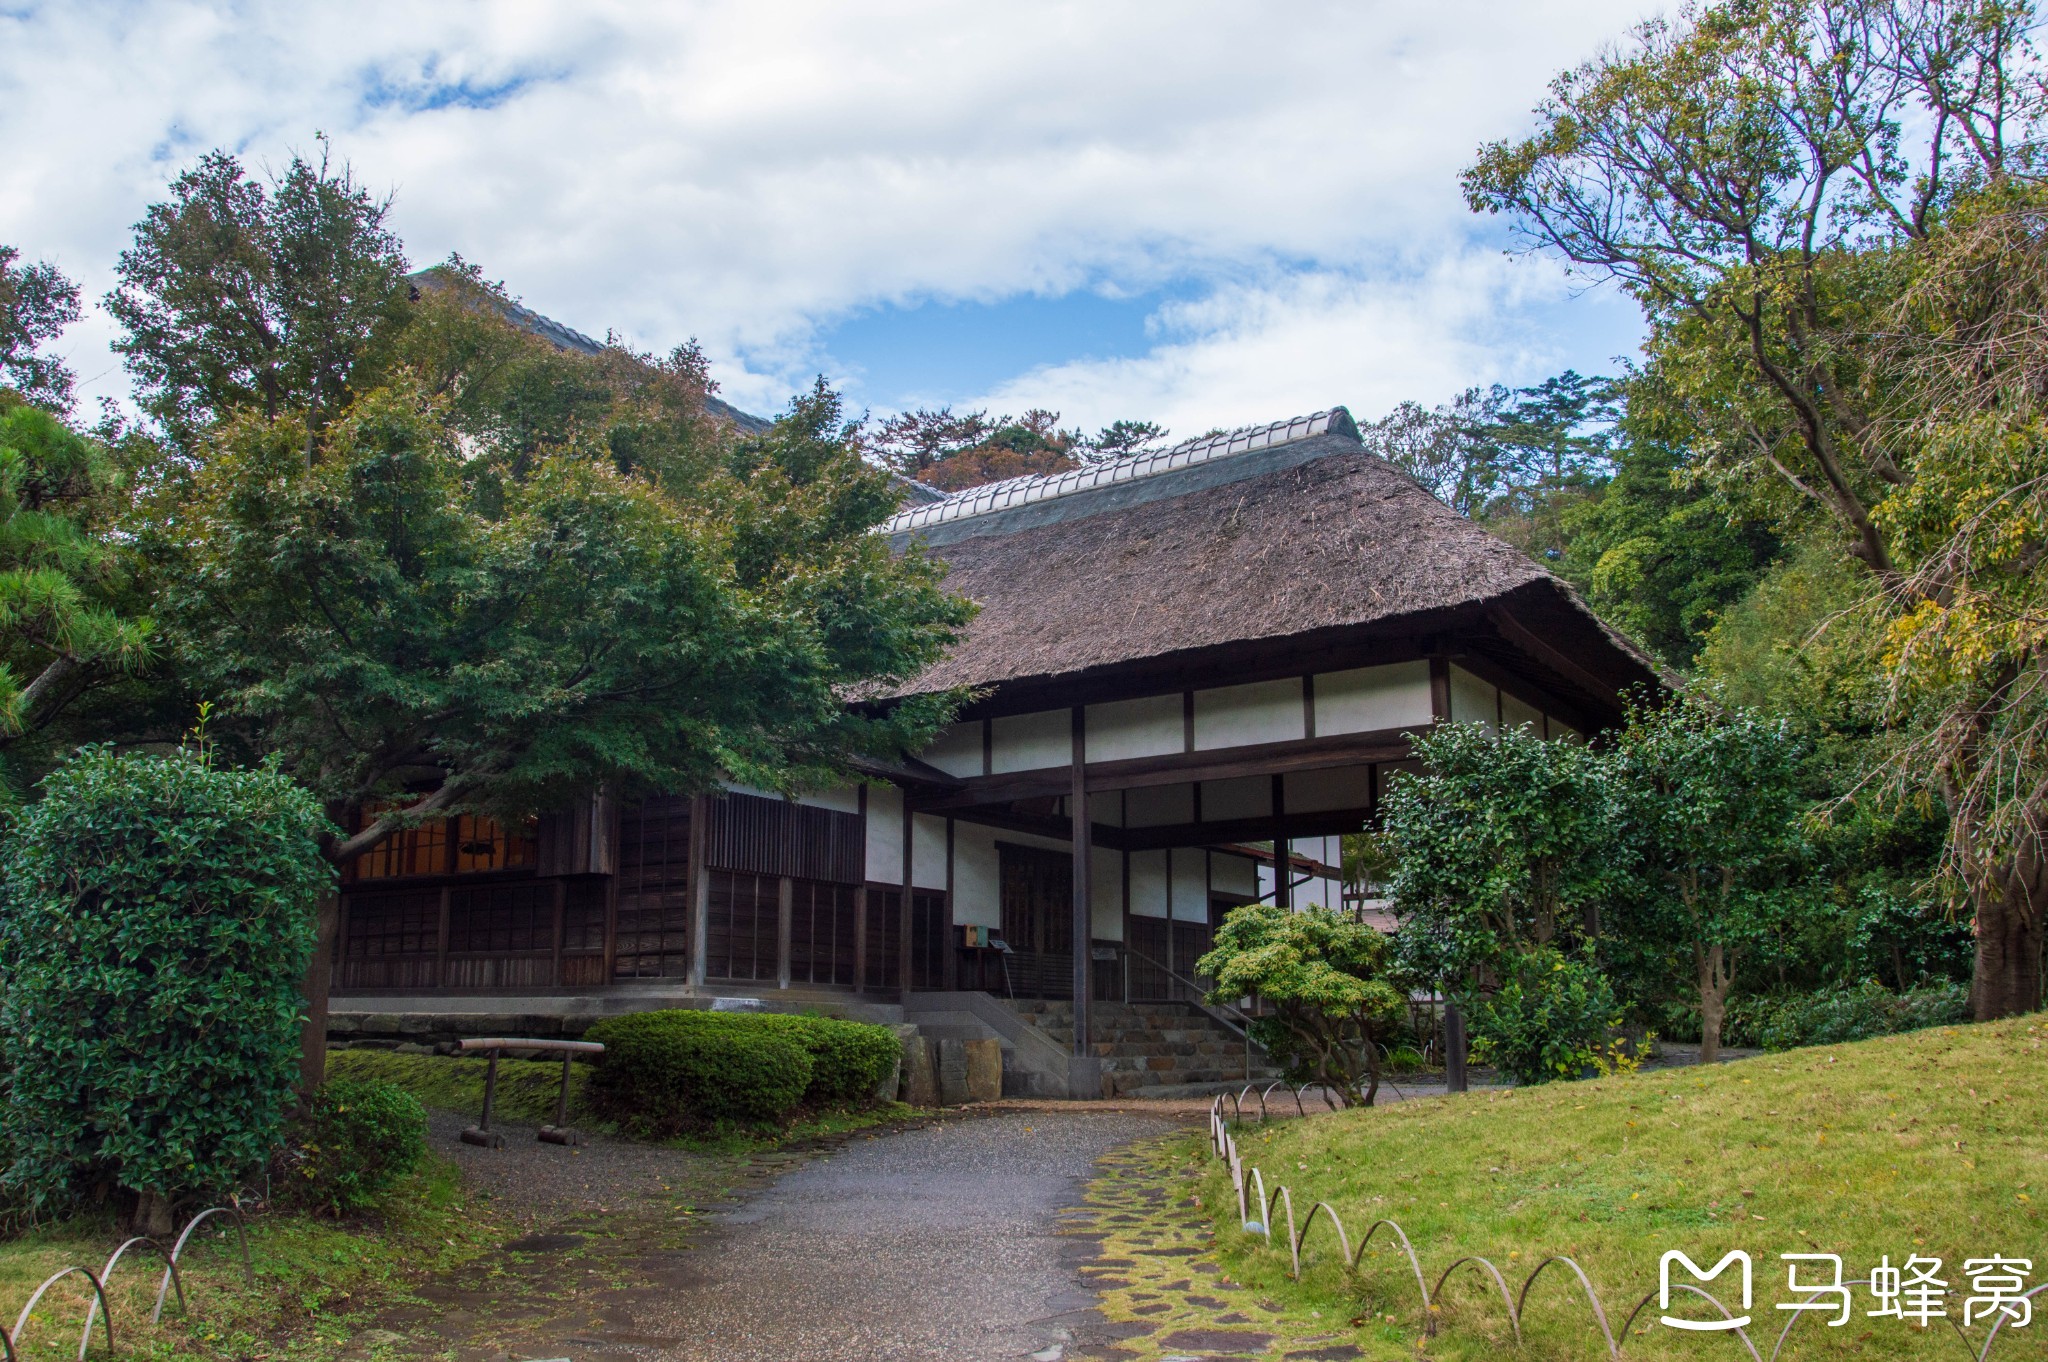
[964,1038,1002,1103]
[936,1037,971,1106]
[901,1035,939,1107]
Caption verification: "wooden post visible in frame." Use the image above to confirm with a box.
[1428,655,1452,723]
[943,817,958,991]
[435,886,452,988]
[854,785,869,992]
[898,795,914,998]
[551,879,566,988]
[688,794,710,986]
[1070,707,1091,1054]
[1272,774,1291,910]
[297,889,340,1098]
[777,876,793,989]
[1444,1003,1469,1093]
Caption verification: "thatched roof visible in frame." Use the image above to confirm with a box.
[881,407,1660,720]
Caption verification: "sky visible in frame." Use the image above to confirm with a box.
[0,1,1659,437]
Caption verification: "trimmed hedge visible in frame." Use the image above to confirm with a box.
[752,1014,901,1103]
[584,1011,813,1132]
[0,748,331,1213]
[581,1009,901,1133]
[287,1077,428,1215]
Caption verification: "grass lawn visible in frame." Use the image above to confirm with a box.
[0,1156,500,1360]
[1202,1016,2047,1362]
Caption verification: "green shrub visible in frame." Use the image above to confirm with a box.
[584,1010,812,1133]
[751,1014,900,1104]
[0,748,331,1214]
[286,1078,427,1215]
[1751,981,1970,1050]
[1468,948,1631,1085]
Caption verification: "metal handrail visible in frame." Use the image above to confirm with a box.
[1120,945,1268,1052]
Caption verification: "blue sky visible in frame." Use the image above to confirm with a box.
[1,1,1660,434]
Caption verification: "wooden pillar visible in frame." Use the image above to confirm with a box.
[688,794,710,986]
[898,794,914,999]
[943,817,958,990]
[1272,773,1291,910]
[854,785,869,992]
[551,878,566,988]
[435,886,452,988]
[1428,655,1452,724]
[1070,707,1091,1054]
[777,876,793,989]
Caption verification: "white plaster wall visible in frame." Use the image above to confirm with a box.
[864,782,902,882]
[950,820,1001,927]
[1449,665,1499,730]
[800,785,861,814]
[1502,691,1543,734]
[1086,694,1184,763]
[1201,775,1270,821]
[1211,852,1257,897]
[991,709,1070,773]
[1283,766,1372,814]
[913,813,947,891]
[1126,783,1194,827]
[1314,661,1433,734]
[1170,848,1209,922]
[1093,849,1124,940]
[1128,848,1169,918]
[1193,678,1304,750]
[922,722,984,778]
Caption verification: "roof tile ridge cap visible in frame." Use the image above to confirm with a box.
[881,404,1357,532]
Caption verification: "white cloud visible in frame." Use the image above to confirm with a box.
[0,0,1660,420]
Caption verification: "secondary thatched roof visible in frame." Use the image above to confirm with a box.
[881,407,1659,717]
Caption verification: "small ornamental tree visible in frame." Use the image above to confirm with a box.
[1381,720,1622,984]
[1197,904,1408,1107]
[1614,691,1811,1061]
[0,747,331,1230]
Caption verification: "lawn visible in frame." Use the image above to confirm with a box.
[1202,1016,2047,1362]
[0,1156,499,1360]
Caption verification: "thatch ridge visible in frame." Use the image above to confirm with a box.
[884,429,1653,701]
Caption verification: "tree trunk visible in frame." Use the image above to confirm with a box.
[1969,849,2046,1020]
[298,890,340,1098]
[129,1189,175,1239]
[1697,943,1731,1064]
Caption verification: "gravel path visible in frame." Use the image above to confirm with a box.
[616,1110,1179,1362]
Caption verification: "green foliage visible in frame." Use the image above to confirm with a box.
[285,1077,428,1215]
[141,284,970,859]
[583,1010,814,1132]
[106,148,410,446]
[0,747,331,1210]
[1199,903,1407,1106]
[0,245,81,410]
[750,1014,901,1105]
[0,399,153,795]
[1614,690,1813,1055]
[328,1047,594,1126]
[1382,721,1620,982]
[1468,948,1630,1085]
[1744,981,1971,1051]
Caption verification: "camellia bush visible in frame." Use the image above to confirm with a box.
[0,747,330,1227]
[1198,903,1408,1107]
[1467,947,1635,1085]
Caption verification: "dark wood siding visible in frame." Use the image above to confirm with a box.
[862,887,947,992]
[613,796,693,979]
[790,880,859,987]
[705,870,780,982]
[706,792,862,884]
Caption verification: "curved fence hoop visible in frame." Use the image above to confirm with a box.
[154,1206,253,1324]
[84,1237,182,1361]
[1260,1081,1298,1118]
[1294,1201,1353,1274]
[1972,1281,2048,1362]
[12,1266,113,1360]
[1430,1256,1523,1344]
[1618,1283,1761,1362]
[1517,1255,1620,1361]
[1246,1168,1269,1234]
[1351,1218,1434,1331]
[1267,1186,1299,1275]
